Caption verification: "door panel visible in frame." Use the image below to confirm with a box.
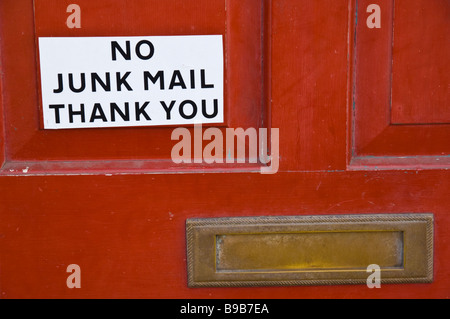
[391,0,449,124]
[1,0,267,173]
[353,0,450,162]
[1,0,449,299]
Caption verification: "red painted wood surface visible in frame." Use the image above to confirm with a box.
[2,0,265,164]
[1,171,449,298]
[391,0,450,124]
[0,0,449,299]
[353,0,450,159]
[271,0,348,171]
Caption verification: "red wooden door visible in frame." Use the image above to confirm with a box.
[0,0,449,299]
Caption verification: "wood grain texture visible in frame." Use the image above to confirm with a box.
[391,0,450,124]
[0,0,449,299]
[1,0,264,164]
[354,0,394,153]
[353,0,450,159]
[0,48,5,167]
[0,171,449,298]
[271,0,349,171]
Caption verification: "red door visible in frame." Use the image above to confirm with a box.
[0,0,449,299]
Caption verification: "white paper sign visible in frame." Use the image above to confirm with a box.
[38,35,224,129]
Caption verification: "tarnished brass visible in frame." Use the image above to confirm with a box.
[186,214,433,287]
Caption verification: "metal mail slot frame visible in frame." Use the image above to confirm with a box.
[186,214,434,287]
